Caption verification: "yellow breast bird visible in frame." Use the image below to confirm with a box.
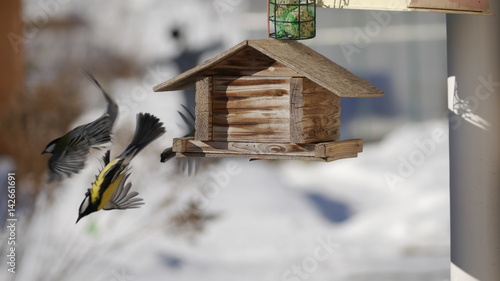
[76,113,165,223]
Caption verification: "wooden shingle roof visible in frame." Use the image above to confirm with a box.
[153,39,383,98]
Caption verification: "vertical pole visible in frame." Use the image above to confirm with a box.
[447,3,500,281]
[0,0,23,107]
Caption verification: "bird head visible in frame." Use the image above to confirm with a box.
[76,189,97,223]
[42,138,60,154]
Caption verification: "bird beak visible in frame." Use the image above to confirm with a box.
[75,216,82,224]
[41,150,47,155]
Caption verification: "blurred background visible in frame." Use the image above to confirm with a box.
[0,0,449,280]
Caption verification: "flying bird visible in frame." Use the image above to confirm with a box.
[42,70,118,183]
[76,113,165,223]
[160,104,195,163]
[160,105,199,176]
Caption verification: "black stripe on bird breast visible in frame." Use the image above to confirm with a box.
[98,160,124,197]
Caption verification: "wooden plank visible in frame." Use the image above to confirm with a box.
[0,0,23,108]
[315,139,363,158]
[320,0,411,10]
[325,153,359,162]
[290,77,304,144]
[211,76,291,143]
[205,47,302,77]
[212,108,288,119]
[212,96,290,111]
[408,0,488,12]
[212,124,290,142]
[320,0,489,12]
[299,118,341,140]
[213,76,291,96]
[292,79,341,143]
[172,137,363,162]
[214,87,289,97]
[212,76,290,110]
[173,137,316,156]
[176,152,327,161]
[302,105,340,117]
[247,40,384,97]
[195,77,212,141]
[212,110,289,125]
[155,40,384,97]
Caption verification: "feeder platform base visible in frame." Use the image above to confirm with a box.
[172,137,363,162]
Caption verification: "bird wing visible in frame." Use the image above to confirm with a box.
[179,157,200,177]
[81,69,119,125]
[103,173,144,210]
[161,105,199,176]
[177,104,196,137]
[80,114,113,148]
[48,135,91,183]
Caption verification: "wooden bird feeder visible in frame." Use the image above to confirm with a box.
[154,39,383,161]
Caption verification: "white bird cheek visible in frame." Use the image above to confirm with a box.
[46,143,56,153]
[80,197,90,214]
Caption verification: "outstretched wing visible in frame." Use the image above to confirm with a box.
[177,104,195,136]
[179,158,200,177]
[103,173,144,210]
[81,69,119,125]
[81,114,113,148]
[161,105,199,176]
[48,135,91,183]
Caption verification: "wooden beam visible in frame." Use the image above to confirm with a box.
[172,137,363,162]
[315,139,363,158]
[301,79,341,143]
[290,78,341,144]
[173,137,316,156]
[407,0,488,12]
[176,152,327,161]
[319,0,490,13]
[195,77,212,141]
[0,0,23,108]
[290,77,304,143]
[205,48,303,77]
[211,76,291,143]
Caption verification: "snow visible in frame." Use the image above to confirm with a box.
[1,120,449,281]
[1,1,450,280]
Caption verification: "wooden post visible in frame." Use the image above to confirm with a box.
[0,0,23,107]
[195,77,213,141]
[319,0,489,13]
[447,2,500,280]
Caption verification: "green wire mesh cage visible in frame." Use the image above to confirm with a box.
[269,0,316,40]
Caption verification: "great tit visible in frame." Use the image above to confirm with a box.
[160,104,195,163]
[42,70,118,183]
[160,105,199,176]
[76,113,166,223]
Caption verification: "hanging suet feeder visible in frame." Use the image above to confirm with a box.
[269,0,316,40]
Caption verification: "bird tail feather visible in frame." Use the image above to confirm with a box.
[122,113,165,161]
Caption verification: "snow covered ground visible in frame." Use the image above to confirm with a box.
[1,120,450,281]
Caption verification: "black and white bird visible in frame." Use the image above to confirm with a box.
[42,70,118,183]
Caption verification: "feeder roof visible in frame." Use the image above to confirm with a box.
[153,39,383,98]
